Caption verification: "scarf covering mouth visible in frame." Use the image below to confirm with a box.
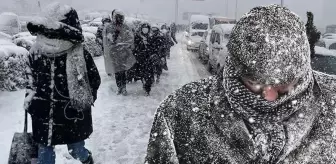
[30,36,93,111]
[223,56,315,162]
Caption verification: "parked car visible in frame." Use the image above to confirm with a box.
[198,30,212,63]
[207,24,234,74]
[0,12,21,36]
[312,46,336,75]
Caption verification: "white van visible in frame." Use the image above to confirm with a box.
[0,12,21,36]
[185,14,209,51]
[207,24,235,74]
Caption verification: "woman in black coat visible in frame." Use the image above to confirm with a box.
[150,26,165,83]
[134,23,154,96]
[25,3,100,164]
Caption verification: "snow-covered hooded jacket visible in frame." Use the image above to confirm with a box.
[103,10,136,74]
[96,14,112,46]
[145,5,336,163]
[25,2,101,146]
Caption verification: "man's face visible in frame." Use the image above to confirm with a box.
[115,14,124,25]
[241,77,299,101]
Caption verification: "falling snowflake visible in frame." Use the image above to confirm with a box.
[248,117,255,123]
[192,107,200,112]
[77,74,83,80]
[153,133,158,137]
[292,100,298,105]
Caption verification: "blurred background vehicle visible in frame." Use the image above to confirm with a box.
[185,14,209,51]
[0,12,21,36]
[207,24,234,74]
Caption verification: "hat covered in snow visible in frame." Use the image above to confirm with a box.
[27,2,84,43]
[227,5,311,85]
[111,9,125,24]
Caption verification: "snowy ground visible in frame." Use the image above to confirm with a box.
[0,36,210,164]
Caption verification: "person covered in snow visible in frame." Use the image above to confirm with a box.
[134,22,155,95]
[150,25,166,83]
[145,5,336,163]
[96,15,111,51]
[103,9,136,95]
[24,2,100,164]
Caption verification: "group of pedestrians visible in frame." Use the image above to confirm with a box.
[100,10,177,96]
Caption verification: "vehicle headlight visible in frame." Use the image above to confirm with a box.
[187,40,193,45]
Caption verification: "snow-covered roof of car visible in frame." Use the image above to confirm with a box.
[213,24,235,34]
[0,32,12,40]
[0,12,18,16]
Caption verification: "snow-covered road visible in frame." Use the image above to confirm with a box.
[0,38,210,164]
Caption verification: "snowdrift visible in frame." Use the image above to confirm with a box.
[13,32,36,51]
[0,40,29,91]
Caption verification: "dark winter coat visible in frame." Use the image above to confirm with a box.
[150,33,165,58]
[134,32,154,65]
[162,31,174,51]
[26,47,101,146]
[145,72,336,164]
[96,24,105,46]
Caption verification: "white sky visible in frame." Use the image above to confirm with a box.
[1,0,333,29]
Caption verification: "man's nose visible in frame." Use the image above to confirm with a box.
[262,85,279,101]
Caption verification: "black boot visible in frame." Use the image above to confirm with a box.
[117,87,122,95]
[82,151,94,164]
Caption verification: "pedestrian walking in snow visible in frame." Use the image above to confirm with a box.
[134,23,155,96]
[96,15,111,52]
[161,24,175,60]
[145,5,336,163]
[24,2,100,164]
[150,25,166,83]
[103,10,136,95]
[170,23,178,44]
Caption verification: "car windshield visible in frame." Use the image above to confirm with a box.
[191,32,204,37]
[326,26,336,33]
[214,19,236,25]
[311,54,336,75]
[191,23,208,30]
